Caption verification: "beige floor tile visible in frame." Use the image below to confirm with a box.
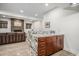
[0,40,75,56]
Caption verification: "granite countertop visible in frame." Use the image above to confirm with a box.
[32,34,64,37]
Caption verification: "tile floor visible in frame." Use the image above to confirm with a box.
[51,50,75,56]
[0,42,31,56]
[0,40,75,56]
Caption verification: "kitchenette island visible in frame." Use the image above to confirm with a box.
[27,30,64,56]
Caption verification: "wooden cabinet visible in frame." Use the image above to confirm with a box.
[38,35,64,56]
[38,37,46,56]
[0,32,26,45]
[56,35,64,51]
[0,33,6,44]
[46,36,54,55]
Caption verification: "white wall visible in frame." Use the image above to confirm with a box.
[32,20,42,31]
[43,8,79,54]
[43,8,77,31]
[58,14,79,54]
[0,18,11,33]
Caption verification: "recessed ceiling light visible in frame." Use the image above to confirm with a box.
[45,3,49,7]
[3,16,6,18]
[71,3,77,7]
[20,10,24,13]
[35,14,38,16]
[73,3,77,5]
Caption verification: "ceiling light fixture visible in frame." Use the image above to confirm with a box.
[45,3,49,7]
[73,3,77,5]
[71,3,77,7]
[20,10,24,13]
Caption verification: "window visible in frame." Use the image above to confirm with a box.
[26,23,32,29]
[0,21,8,28]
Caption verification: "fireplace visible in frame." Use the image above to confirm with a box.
[14,30,22,32]
[11,18,24,32]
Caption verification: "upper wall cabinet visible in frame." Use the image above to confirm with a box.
[0,21,8,28]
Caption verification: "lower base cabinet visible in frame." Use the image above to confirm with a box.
[0,32,26,45]
[38,35,64,56]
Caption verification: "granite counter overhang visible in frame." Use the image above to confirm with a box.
[32,34,64,38]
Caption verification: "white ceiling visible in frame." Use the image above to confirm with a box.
[0,3,71,19]
[64,3,79,11]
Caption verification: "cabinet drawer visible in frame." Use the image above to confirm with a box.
[47,49,54,55]
[57,35,64,39]
[38,43,46,47]
[38,39,45,42]
[38,45,45,48]
[38,53,46,56]
[38,50,46,53]
[38,46,46,50]
[38,50,46,55]
[38,42,46,45]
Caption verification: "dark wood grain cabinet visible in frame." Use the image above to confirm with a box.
[38,37,46,56]
[0,32,26,45]
[38,35,64,56]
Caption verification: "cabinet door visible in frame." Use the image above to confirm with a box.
[0,36,2,44]
[59,35,64,50]
[46,37,53,55]
[38,37,46,56]
[46,37,53,47]
[46,36,57,55]
[56,36,61,51]
[52,36,57,53]
[56,35,64,51]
